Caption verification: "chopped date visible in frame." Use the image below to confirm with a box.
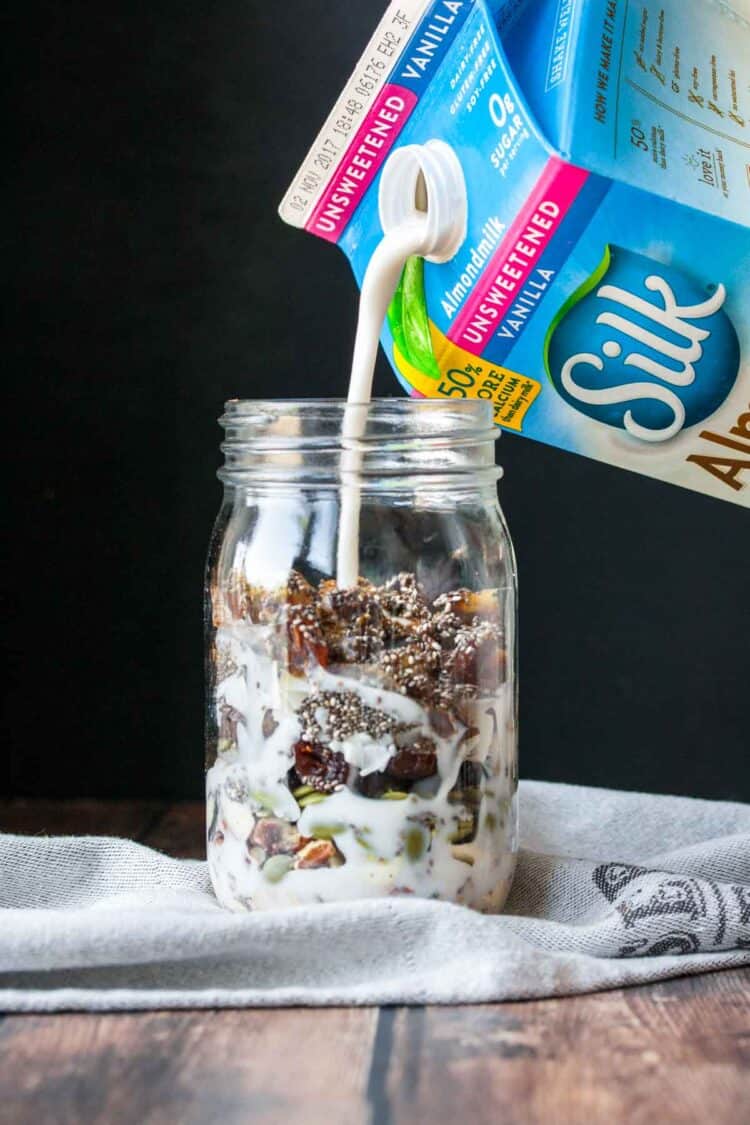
[444,622,505,690]
[432,588,500,623]
[319,582,384,662]
[355,771,390,799]
[421,608,464,650]
[287,608,329,674]
[286,570,315,605]
[387,736,437,781]
[379,572,429,623]
[428,708,456,738]
[294,740,349,793]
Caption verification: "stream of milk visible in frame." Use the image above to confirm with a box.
[335,143,467,586]
[336,219,432,587]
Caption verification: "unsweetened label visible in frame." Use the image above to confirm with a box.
[281,0,750,506]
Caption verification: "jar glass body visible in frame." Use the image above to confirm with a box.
[205,400,518,913]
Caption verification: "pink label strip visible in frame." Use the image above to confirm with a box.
[448,158,590,354]
[305,85,418,244]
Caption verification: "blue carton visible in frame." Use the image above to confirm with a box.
[281,0,750,506]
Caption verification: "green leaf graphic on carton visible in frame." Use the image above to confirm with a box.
[543,245,612,381]
[388,256,441,380]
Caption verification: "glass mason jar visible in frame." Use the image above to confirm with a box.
[205,399,518,913]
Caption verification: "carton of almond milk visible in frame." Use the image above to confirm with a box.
[281,0,750,506]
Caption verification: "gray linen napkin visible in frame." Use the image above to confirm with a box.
[1,781,748,1011]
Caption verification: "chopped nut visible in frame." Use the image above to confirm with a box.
[215,646,239,683]
[250,817,302,856]
[262,709,279,739]
[219,699,244,746]
[295,839,344,869]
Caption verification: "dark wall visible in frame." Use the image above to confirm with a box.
[4,2,749,801]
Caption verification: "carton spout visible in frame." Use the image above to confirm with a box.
[379,139,468,264]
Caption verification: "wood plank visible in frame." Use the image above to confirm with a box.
[1,972,747,1124]
[0,799,164,842]
[139,800,204,859]
[0,1007,379,1125]
[377,967,750,1124]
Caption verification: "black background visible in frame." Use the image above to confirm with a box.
[4,1,749,801]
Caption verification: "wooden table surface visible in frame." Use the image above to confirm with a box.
[1,800,748,1125]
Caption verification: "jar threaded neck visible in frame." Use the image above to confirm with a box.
[218,398,502,488]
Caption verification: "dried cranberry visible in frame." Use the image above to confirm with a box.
[293,740,349,793]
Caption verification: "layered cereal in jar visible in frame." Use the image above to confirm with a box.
[207,568,517,912]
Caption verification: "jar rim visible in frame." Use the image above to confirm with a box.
[218,397,501,487]
[223,397,493,411]
[221,398,498,441]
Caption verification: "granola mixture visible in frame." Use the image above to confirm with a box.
[206,572,517,912]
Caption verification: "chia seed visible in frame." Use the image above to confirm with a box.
[297,691,397,744]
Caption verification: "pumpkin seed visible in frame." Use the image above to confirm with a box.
[298,792,328,808]
[249,789,276,811]
[403,825,426,862]
[310,822,346,840]
[449,817,476,844]
[263,855,294,883]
